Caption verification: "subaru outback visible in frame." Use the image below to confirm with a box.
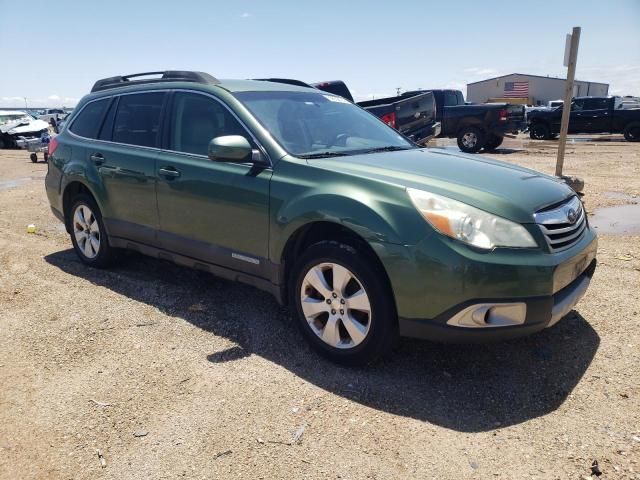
[45,71,597,365]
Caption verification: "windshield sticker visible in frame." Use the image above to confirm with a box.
[322,94,350,104]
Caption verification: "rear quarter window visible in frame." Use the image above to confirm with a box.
[69,99,110,139]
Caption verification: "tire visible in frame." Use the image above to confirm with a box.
[483,134,504,151]
[44,152,49,162]
[457,126,485,153]
[623,123,640,142]
[291,241,397,366]
[529,122,550,140]
[30,153,37,163]
[68,194,115,268]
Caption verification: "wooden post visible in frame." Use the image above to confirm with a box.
[556,27,581,177]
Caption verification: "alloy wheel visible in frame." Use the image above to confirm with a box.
[300,262,371,349]
[73,204,101,259]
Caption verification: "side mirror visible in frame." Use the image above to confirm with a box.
[208,135,254,163]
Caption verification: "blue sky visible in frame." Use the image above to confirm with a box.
[1,0,638,107]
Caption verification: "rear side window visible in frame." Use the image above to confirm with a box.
[113,92,165,147]
[69,99,110,139]
[169,92,250,156]
[583,98,609,110]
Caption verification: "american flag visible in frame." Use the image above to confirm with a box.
[504,81,529,98]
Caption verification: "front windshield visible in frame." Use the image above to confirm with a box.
[234,91,414,158]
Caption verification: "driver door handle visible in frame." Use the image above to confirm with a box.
[159,167,181,178]
[90,153,104,165]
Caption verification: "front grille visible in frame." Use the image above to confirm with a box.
[534,196,587,252]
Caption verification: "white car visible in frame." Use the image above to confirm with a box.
[38,108,67,123]
[0,111,50,149]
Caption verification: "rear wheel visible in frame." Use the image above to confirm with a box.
[529,122,550,140]
[623,123,640,142]
[68,194,115,268]
[292,242,397,365]
[483,134,504,151]
[457,127,485,153]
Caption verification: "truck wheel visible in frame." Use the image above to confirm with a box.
[623,123,640,142]
[529,123,550,140]
[457,127,485,153]
[291,241,397,366]
[483,134,504,151]
[30,153,38,163]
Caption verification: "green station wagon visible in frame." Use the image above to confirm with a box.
[45,71,597,365]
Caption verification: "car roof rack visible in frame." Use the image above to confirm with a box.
[254,78,314,88]
[90,71,220,93]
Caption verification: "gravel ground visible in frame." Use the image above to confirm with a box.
[0,135,639,479]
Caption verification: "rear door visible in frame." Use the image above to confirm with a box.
[582,98,611,132]
[88,91,166,244]
[155,91,272,278]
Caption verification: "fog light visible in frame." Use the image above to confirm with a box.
[447,302,527,328]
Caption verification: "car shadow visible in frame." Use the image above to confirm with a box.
[44,249,600,433]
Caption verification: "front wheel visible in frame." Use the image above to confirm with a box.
[292,242,397,365]
[623,123,640,142]
[457,127,485,153]
[529,122,550,140]
[68,194,116,268]
[30,153,37,163]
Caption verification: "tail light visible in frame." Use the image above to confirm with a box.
[48,136,59,156]
[498,109,509,121]
[380,112,397,129]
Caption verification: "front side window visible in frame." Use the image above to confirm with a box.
[169,92,250,156]
[235,91,413,157]
[571,99,585,111]
[69,99,110,139]
[113,92,165,147]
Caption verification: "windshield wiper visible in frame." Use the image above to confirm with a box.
[297,151,350,159]
[361,146,414,154]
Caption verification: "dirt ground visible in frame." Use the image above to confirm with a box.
[1,135,639,480]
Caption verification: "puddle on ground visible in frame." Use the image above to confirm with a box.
[590,204,640,234]
[0,177,32,190]
[602,191,639,202]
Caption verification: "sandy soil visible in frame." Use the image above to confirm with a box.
[0,135,639,479]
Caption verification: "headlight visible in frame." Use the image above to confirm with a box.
[407,188,537,249]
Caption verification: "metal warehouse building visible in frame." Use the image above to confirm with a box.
[467,73,609,106]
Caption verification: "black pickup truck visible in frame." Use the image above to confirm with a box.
[401,89,526,153]
[527,96,640,141]
[312,81,440,145]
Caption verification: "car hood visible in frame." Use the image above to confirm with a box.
[1,119,49,135]
[311,148,574,223]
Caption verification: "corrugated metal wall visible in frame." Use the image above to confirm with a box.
[467,74,609,105]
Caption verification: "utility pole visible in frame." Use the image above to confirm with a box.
[23,97,28,109]
[396,87,401,96]
[555,26,581,177]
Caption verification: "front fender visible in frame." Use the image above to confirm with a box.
[269,161,432,261]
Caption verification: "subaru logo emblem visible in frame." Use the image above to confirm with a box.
[566,208,578,224]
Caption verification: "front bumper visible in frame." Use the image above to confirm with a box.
[398,258,596,343]
[373,226,597,343]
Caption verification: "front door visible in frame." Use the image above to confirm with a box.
[155,91,272,278]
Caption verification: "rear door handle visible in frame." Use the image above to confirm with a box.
[158,167,181,178]
[90,153,104,165]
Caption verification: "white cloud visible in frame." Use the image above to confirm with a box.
[0,95,79,108]
[577,64,640,97]
[463,67,500,77]
[240,12,250,18]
